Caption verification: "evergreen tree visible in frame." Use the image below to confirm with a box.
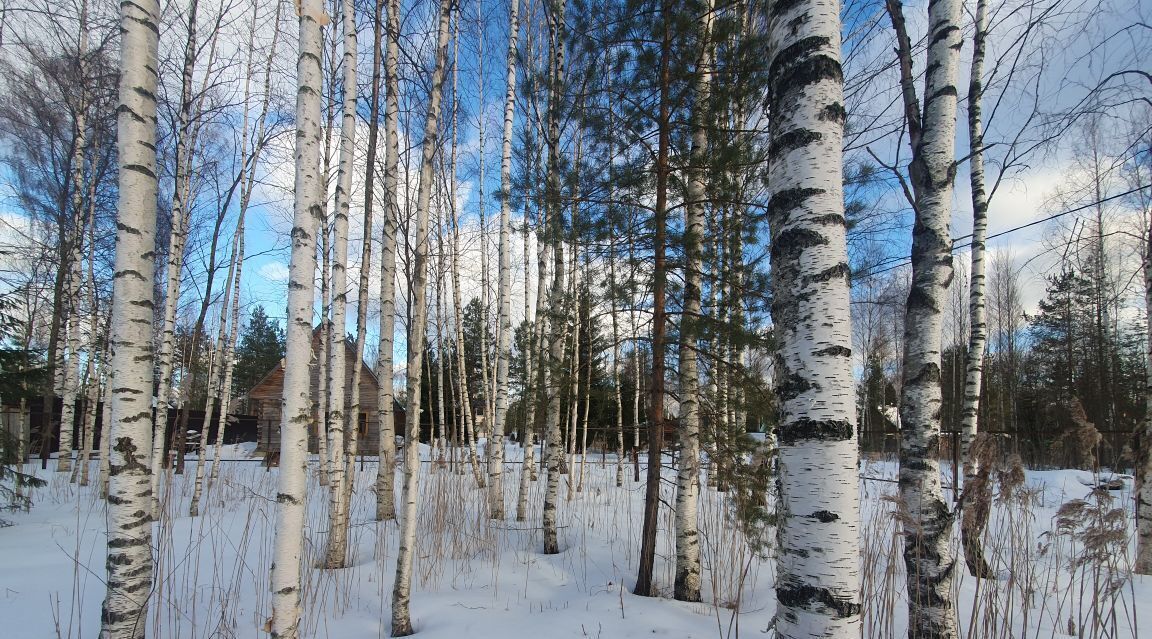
[232,305,286,400]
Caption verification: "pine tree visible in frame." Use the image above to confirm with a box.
[232,306,286,401]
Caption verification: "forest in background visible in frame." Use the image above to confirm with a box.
[0,0,1150,637]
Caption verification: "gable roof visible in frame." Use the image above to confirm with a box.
[244,323,381,398]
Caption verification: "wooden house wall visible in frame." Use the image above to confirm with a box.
[248,333,401,454]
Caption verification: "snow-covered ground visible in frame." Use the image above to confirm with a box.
[1,445,1147,638]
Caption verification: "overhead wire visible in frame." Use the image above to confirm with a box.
[853,182,1152,280]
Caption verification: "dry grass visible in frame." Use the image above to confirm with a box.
[22,448,1147,638]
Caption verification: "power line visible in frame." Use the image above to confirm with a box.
[854,183,1152,280]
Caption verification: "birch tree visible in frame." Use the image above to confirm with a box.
[887,0,964,634]
[269,0,326,635]
[55,0,93,476]
[958,0,994,579]
[374,0,401,522]
[392,0,453,632]
[541,0,568,556]
[151,0,200,488]
[673,0,712,604]
[101,0,160,633]
[489,0,520,520]
[766,0,862,635]
[323,0,357,570]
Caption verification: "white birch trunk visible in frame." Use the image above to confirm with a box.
[58,167,81,476]
[211,221,244,487]
[102,0,159,632]
[1139,215,1152,573]
[673,0,712,602]
[516,219,541,521]
[888,0,964,634]
[150,0,201,504]
[448,24,485,486]
[323,0,357,570]
[57,0,93,476]
[959,0,994,579]
[541,0,567,556]
[374,0,401,522]
[211,0,279,487]
[76,169,102,487]
[610,245,625,488]
[269,0,326,635]
[392,0,452,632]
[190,302,227,516]
[489,0,520,520]
[766,0,861,634]
[98,388,111,499]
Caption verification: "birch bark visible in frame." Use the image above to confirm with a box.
[540,0,568,556]
[887,0,964,634]
[269,0,325,635]
[673,0,712,602]
[102,0,160,632]
[151,0,201,496]
[374,0,402,521]
[1140,207,1152,573]
[959,0,994,579]
[766,0,862,634]
[392,0,452,632]
[489,0,520,520]
[323,0,357,570]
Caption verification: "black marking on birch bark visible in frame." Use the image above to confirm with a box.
[130,85,157,103]
[121,577,152,593]
[116,222,140,236]
[130,299,155,309]
[102,609,139,625]
[779,418,853,445]
[276,493,300,505]
[820,102,847,123]
[768,187,823,220]
[116,103,146,123]
[769,129,821,158]
[905,286,939,313]
[276,586,297,596]
[771,227,827,263]
[776,582,862,617]
[108,534,148,549]
[929,85,958,102]
[768,0,804,20]
[778,372,813,402]
[809,213,847,226]
[813,345,851,358]
[811,510,839,523]
[113,437,148,472]
[121,162,157,179]
[930,24,960,47]
[805,262,850,284]
[908,362,941,386]
[771,52,842,106]
[300,51,322,68]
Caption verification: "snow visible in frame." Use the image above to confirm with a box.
[1,447,1148,638]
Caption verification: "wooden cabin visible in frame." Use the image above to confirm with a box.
[246,326,405,455]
